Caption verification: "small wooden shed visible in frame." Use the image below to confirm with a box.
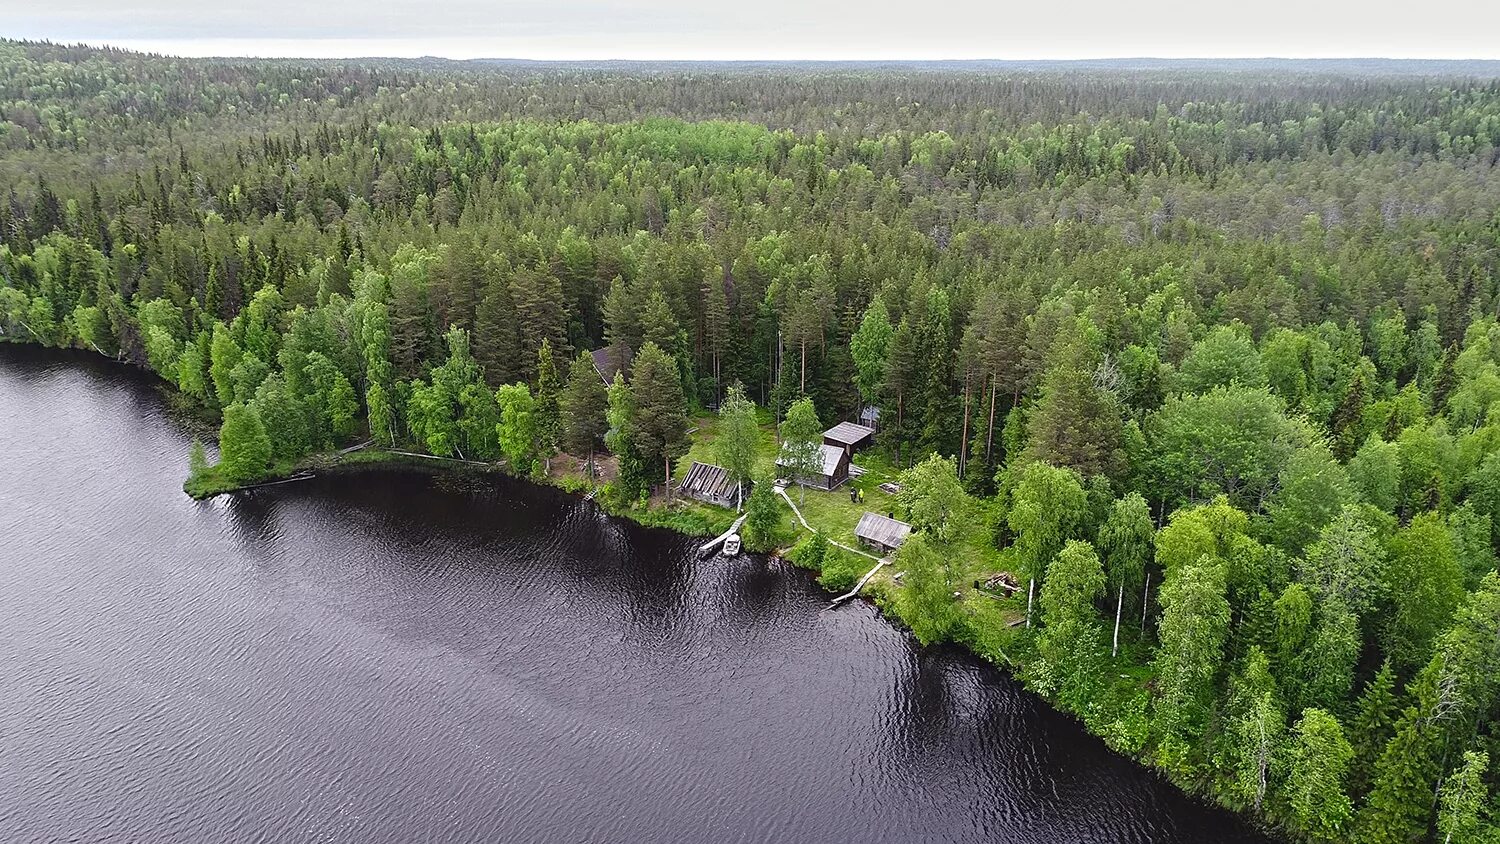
[678,461,738,507]
[777,443,850,491]
[855,512,912,555]
[823,421,876,456]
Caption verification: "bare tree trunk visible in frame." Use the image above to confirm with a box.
[664,454,672,500]
[1140,571,1152,633]
[1026,578,1035,628]
[1113,584,1124,658]
[799,339,807,395]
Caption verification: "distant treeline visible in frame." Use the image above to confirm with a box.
[3,40,1500,843]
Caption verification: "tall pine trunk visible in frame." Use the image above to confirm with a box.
[985,378,998,464]
[958,380,970,479]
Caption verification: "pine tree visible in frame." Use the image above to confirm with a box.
[880,317,920,465]
[702,272,730,399]
[473,278,523,386]
[512,263,568,373]
[639,283,681,356]
[630,342,689,495]
[1430,344,1458,413]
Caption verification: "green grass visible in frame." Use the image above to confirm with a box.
[675,411,781,482]
[601,494,740,537]
[183,464,237,499]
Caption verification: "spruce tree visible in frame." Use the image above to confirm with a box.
[534,339,562,470]
[560,351,609,478]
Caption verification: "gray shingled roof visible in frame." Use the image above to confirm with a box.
[855,512,912,549]
[776,443,846,477]
[823,421,875,446]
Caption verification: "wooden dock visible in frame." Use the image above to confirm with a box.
[699,513,748,556]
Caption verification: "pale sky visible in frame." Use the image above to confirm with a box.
[6,0,1500,60]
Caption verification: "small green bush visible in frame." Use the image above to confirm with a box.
[817,548,867,593]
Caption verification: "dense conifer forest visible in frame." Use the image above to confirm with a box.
[5,40,1500,842]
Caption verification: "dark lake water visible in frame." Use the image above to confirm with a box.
[0,345,1274,844]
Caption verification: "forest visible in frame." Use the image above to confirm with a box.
[5,39,1500,842]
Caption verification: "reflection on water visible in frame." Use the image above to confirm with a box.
[0,345,1273,843]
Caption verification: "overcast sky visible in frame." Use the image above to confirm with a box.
[8,0,1500,60]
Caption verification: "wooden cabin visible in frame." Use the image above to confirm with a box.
[777,443,850,491]
[590,343,634,386]
[855,512,912,555]
[678,461,739,508]
[822,421,875,457]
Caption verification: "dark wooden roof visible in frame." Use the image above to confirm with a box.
[590,343,634,385]
[679,461,735,500]
[855,512,912,549]
[823,421,875,446]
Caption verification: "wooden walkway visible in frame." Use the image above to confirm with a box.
[773,487,881,562]
[830,558,892,607]
[772,487,893,608]
[699,513,748,556]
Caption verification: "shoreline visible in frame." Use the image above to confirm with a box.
[1,340,1282,843]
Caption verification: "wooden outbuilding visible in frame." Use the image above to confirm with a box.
[678,461,739,508]
[854,512,912,555]
[822,421,875,456]
[777,443,850,491]
[590,343,634,386]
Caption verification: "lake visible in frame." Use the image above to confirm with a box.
[0,345,1273,843]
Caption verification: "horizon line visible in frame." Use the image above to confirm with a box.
[16,39,1500,65]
